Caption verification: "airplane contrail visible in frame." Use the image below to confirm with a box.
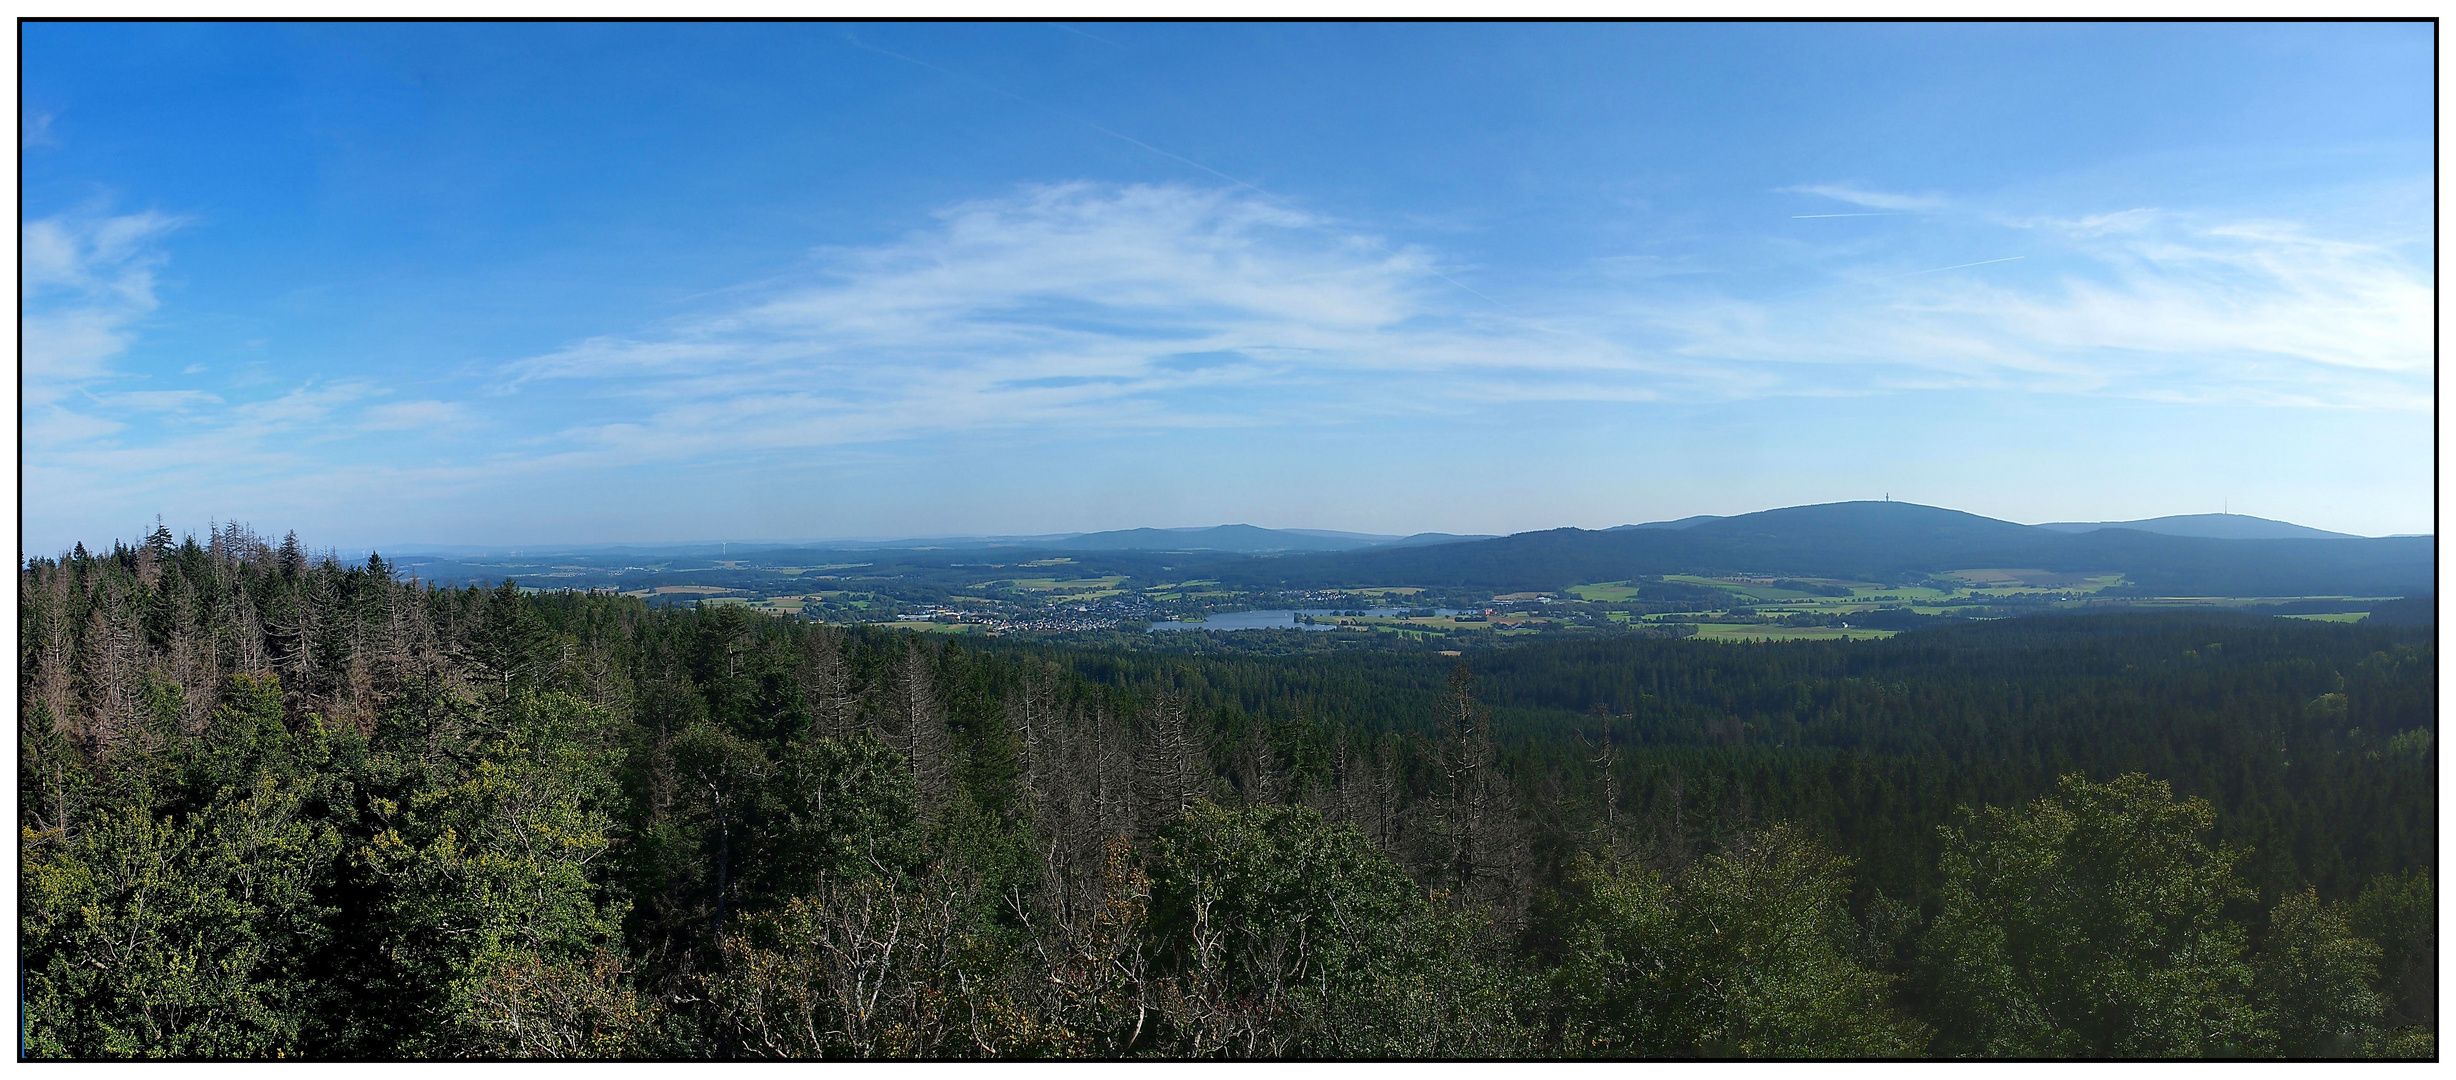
[1791,212,1910,219]
[1888,255,2024,278]
[1059,25,1129,49]
[842,34,1516,313]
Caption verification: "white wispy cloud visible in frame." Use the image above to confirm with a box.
[23,110,58,149]
[99,389,225,412]
[23,210,184,405]
[484,181,2430,474]
[1781,183,1948,211]
[500,183,1706,462]
[19,211,461,543]
[362,399,470,431]
[1604,197,2433,410]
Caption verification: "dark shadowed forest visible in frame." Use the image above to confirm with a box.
[19,526,2437,1059]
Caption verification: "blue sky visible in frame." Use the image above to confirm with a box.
[21,22,2435,551]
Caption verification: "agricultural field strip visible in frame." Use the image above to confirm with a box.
[555,559,2396,638]
[1620,575,2389,622]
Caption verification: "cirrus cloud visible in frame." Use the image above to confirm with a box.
[23,180,2433,551]
[496,180,2432,476]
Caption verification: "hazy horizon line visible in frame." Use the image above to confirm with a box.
[25,500,2418,559]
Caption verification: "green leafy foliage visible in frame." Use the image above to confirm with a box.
[2256,887,2386,1057]
[1556,825,1922,1057]
[1147,801,1535,1056]
[22,680,345,1058]
[1922,774,2265,1057]
[358,690,643,1057]
[2347,867,2437,1056]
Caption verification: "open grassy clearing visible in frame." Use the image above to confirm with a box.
[1311,620,1450,640]
[1849,584,1955,601]
[1692,623,1897,642]
[2120,596,2396,610]
[743,596,816,614]
[1141,581,1234,601]
[1935,571,2126,599]
[1005,575,1130,593]
[877,620,977,634]
[1320,614,1492,631]
[1568,581,1640,601]
[1649,573,2143,617]
[2280,612,2371,623]
[1661,575,1835,603]
[1944,568,2124,590]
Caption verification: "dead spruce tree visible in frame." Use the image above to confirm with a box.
[1428,666,1530,926]
[892,640,955,818]
[1138,691,1212,834]
[798,625,860,739]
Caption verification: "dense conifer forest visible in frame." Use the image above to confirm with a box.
[19,527,2437,1058]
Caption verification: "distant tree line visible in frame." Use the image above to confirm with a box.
[18,527,2436,1058]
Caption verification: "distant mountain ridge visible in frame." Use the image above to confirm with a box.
[1612,514,1726,531]
[1046,524,1495,554]
[382,525,1498,559]
[2034,513,2360,541]
[1621,510,2365,540]
[378,507,2398,587]
[1211,500,2433,598]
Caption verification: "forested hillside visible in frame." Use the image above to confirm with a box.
[20,527,2437,1059]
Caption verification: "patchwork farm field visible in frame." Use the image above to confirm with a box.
[1690,623,1897,642]
[1589,571,2395,641]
